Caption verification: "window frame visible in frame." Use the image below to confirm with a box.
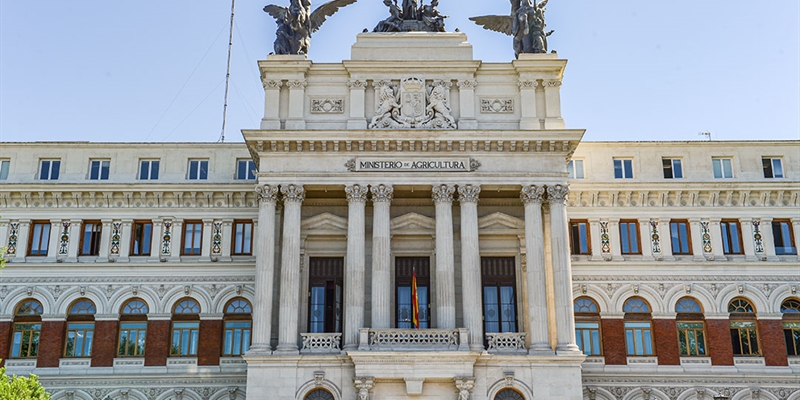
[669,220,692,255]
[662,158,683,179]
[675,297,707,357]
[308,257,344,334]
[771,220,797,256]
[569,220,591,255]
[63,299,96,358]
[573,297,602,356]
[181,220,203,256]
[762,157,784,179]
[170,298,201,356]
[88,159,110,180]
[232,220,254,256]
[712,157,734,179]
[623,297,655,356]
[567,159,584,179]
[782,298,800,356]
[138,159,160,180]
[117,298,149,357]
[613,158,634,179]
[187,159,209,180]
[130,220,153,256]
[38,159,61,180]
[481,257,518,335]
[728,297,761,356]
[222,298,253,356]
[720,220,743,255]
[79,220,103,256]
[0,159,10,180]
[619,220,641,255]
[236,159,257,180]
[10,299,43,359]
[28,221,52,257]
[395,257,431,329]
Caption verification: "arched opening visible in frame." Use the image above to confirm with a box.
[64,298,96,357]
[222,298,252,356]
[574,297,602,355]
[10,299,43,358]
[675,297,707,356]
[728,297,760,356]
[171,298,201,356]
[495,388,525,400]
[118,298,149,357]
[304,389,334,400]
[780,298,800,356]
[623,297,654,356]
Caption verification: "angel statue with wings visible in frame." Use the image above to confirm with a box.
[470,0,554,59]
[264,0,358,55]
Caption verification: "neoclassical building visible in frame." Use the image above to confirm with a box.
[1,32,798,400]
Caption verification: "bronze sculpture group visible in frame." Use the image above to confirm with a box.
[373,0,448,33]
[263,0,358,55]
[470,0,553,58]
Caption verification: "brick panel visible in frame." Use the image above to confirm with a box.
[144,320,170,366]
[0,321,11,367]
[198,319,222,366]
[760,319,788,366]
[38,320,65,368]
[706,319,734,366]
[601,318,626,365]
[653,319,680,365]
[91,320,118,367]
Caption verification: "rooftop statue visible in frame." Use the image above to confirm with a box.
[264,0,358,55]
[470,0,554,58]
[373,0,448,33]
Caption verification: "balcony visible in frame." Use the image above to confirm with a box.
[300,333,342,353]
[485,332,527,354]
[358,328,469,351]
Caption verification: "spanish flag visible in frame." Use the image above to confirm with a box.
[411,267,420,329]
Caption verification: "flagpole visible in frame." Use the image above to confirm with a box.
[412,266,419,329]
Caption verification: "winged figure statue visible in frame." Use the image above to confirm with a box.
[469,0,553,58]
[264,0,358,55]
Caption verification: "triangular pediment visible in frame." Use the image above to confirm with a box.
[391,212,435,235]
[478,212,524,233]
[301,212,348,234]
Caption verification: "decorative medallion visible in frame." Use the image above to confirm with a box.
[212,221,223,255]
[110,222,122,255]
[311,98,344,114]
[599,221,610,253]
[480,98,514,113]
[58,221,70,255]
[700,221,712,253]
[649,220,661,254]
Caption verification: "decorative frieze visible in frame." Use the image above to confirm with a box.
[300,333,342,353]
[57,221,70,256]
[211,221,223,256]
[480,98,514,113]
[700,221,712,253]
[310,98,344,114]
[368,77,456,130]
[599,221,610,253]
[7,221,18,255]
[649,220,662,255]
[485,332,527,352]
[110,222,122,255]
[161,220,172,256]
[752,220,765,254]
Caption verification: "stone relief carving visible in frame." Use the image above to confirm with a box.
[345,184,369,202]
[370,184,394,202]
[369,78,457,130]
[311,98,344,113]
[457,184,481,203]
[432,184,456,203]
[481,98,514,113]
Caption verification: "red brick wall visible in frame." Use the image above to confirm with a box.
[653,319,680,365]
[601,319,627,365]
[144,320,170,366]
[91,321,118,367]
[760,319,788,366]
[37,320,65,368]
[198,319,222,366]
[706,319,734,366]
[0,321,11,367]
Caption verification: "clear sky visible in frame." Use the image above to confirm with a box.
[1,1,798,143]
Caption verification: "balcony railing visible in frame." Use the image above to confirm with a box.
[300,333,342,353]
[486,332,527,353]
[358,328,469,351]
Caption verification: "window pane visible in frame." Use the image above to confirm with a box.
[772,159,783,178]
[0,160,9,180]
[90,161,100,179]
[189,161,198,179]
[673,159,682,178]
[623,160,633,178]
[40,160,51,180]
[713,159,722,178]
[614,159,623,178]
[101,160,110,179]
[483,286,499,333]
[662,159,672,179]
[150,161,159,179]
[237,160,247,180]
[199,161,208,179]
[51,160,60,179]
[567,160,575,178]
[722,159,732,177]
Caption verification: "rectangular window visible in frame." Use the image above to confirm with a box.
[0,159,10,180]
[308,257,344,333]
[720,220,743,255]
[232,220,253,255]
[170,321,200,356]
[567,159,584,179]
[662,158,683,179]
[28,221,51,256]
[182,221,203,255]
[80,221,103,256]
[762,157,784,178]
[11,323,41,358]
[118,322,147,356]
[712,158,733,178]
[575,322,602,355]
[482,257,517,334]
[677,321,707,356]
[625,321,655,356]
[670,220,692,255]
[236,159,256,180]
[139,159,160,180]
[64,322,94,357]
[188,159,209,180]
[131,221,153,256]
[569,220,591,255]
[613,158,634,179]
[619,220,640,254]
[396,257,430,329]
[89,160,110,180]
[784,321,800,356]
[730,321,760,356]
[772,220,797,255]
[39,159,61,180]
[223,321,252,356]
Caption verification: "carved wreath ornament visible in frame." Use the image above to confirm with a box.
[369,78,457,130]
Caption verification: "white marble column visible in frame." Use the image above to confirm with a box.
[657,218,675,261]
[344,184,368,349]
[261,79,282,130]
[118,219,133,262]
[608,219,624,261]
[66,219,82,262]
[760,217,780,261]
[199,219,214,262]
[285,80,307,130]
[457,80,478,129]
[688,218,706,261]
[432,184,456,329]
[220,219,233,261]
[638,218,654,261]
[45,219,62,262]
[276,184,305,354]
[250,185,279,354]
[11,220,30,262]
[347,80,368,129]
[168,220,183,262]
[458,184,483,350]
[521,185,552,354]
[96,220,111,261]
[739,218,757,261]
[546,184,581,354]
[709,219,727,261]
[148,219,163,262]
[518,80,539,130]
[370,184,393,329]
[543,79,565,129]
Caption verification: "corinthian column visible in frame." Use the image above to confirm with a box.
[432,184,456,329]
[249,184,279,354]
[371,184,393,329]
[344,184,368,349]
[275,184,305,355]
[521,185,553,354]
[547,184,581,354]
[458,184,483,350]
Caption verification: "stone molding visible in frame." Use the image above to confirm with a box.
[245,137,580,154]
[0,188,257,209]
[370,184,393,203]
[432,184,455,203]
[567,187,800,208]
[520,185,546,204]
[457,184,480,203]
[261,78,282,89]
[347,80,368,89]
[345,184,369,203]
[281,184,305,203]
[255,184,279,204]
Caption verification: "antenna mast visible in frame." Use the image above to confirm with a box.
[219,0,236,143]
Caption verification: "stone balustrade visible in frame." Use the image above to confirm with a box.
[486,332,528,353]
[358,328,469,351]
[300,333,342,353]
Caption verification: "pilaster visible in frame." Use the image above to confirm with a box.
[458,184,482,351]
[149,218,163,263]
[347,80,368,129]
[709,219,727,261]
[792,217,800,261]
[543,79,565,129]
[638,218,654,261]
[344,184,368,349]
[66,219,82,262]
[276,184,305,354]
[759,217,780,261]
[118,219,133,262]
[607,219,624,261]
[432,184,456,329]
[286,80,307,130]
[518,80,540,130]
[168,220,184,262]
[260,79,282,130]
[739,218,758,261]
[688,218,706,262]
[200,218,214,262]
[370,184,393,329]
[45,219,61,262]
[521,185,553,354]
[457,80,478,129]
[96,219,113,262]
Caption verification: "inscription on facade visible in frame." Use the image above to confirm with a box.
[346,158,479,172]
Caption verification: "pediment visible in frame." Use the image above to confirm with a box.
[301,212,348,234]
[478,212,524,233]
[391,212,435,235]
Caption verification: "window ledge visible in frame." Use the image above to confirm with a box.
[113,357,145,368]
[59,358,91,368]
[626,356,658,366]
[4,359,37,369]
[582,356,605,365]
[680,356,711,366]
[167,357,198,367]
[733,356,765,367]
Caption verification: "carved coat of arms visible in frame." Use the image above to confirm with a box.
[369,77,457,129]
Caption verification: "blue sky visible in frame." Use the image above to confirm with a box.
[1,1,798,143]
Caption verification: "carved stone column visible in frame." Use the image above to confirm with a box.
[347,80,368,129]
[587,218,604,261]
[709,219,726,261]
[543,79,565,129]
[518,80,539,130]
[521,185,553,354]
[250,184,279,354]
[10,220,30,262]
[547,184,581,354]
[345,184,368,349]
[149,219,164,262]
[457,80,478,129]
[608,219,624,261]
[286,80,307,130]
[353,377,374,400]
[199,219,214,262]
[458,184,482,350]
[45,219,62,262]
[220,219,234,261]
[276,184,305,354]
[657,218,675,261]
[168,220,183,262]
[371,184,393,329]
[260,79,282,130]
[432,184,456,329]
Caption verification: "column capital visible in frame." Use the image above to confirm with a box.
[345,184,369,203]
[286,79,307,89]
[520,185,546,204]
[457,79,478,89]
[457,184,481,203]
[261,78,282,89]
[544,79,562,88]
[518,79,538,89]
[546,184,570,204]
[432,184,455,204]
[370,184,394,203]
[347,79,368,89]
[255,184,280,204]
[281,184,305,203]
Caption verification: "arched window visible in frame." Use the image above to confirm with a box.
[65,299,96,357]
[675,297,706,356]
[171,298,200,356]
[11,299,43,358]
[223,298,252,356]
[623,297,654,356]
[780,298,800,356]
[728,297,759,356]
[495,389,525,400]
[304,389,334,400]
[118,298,149,357]
[573,297,602,355]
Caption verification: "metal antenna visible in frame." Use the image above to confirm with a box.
[699,131,712,141]
[219,0,236,143]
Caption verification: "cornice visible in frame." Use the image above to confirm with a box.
[0,188,258,209]
[567,185,800,209]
